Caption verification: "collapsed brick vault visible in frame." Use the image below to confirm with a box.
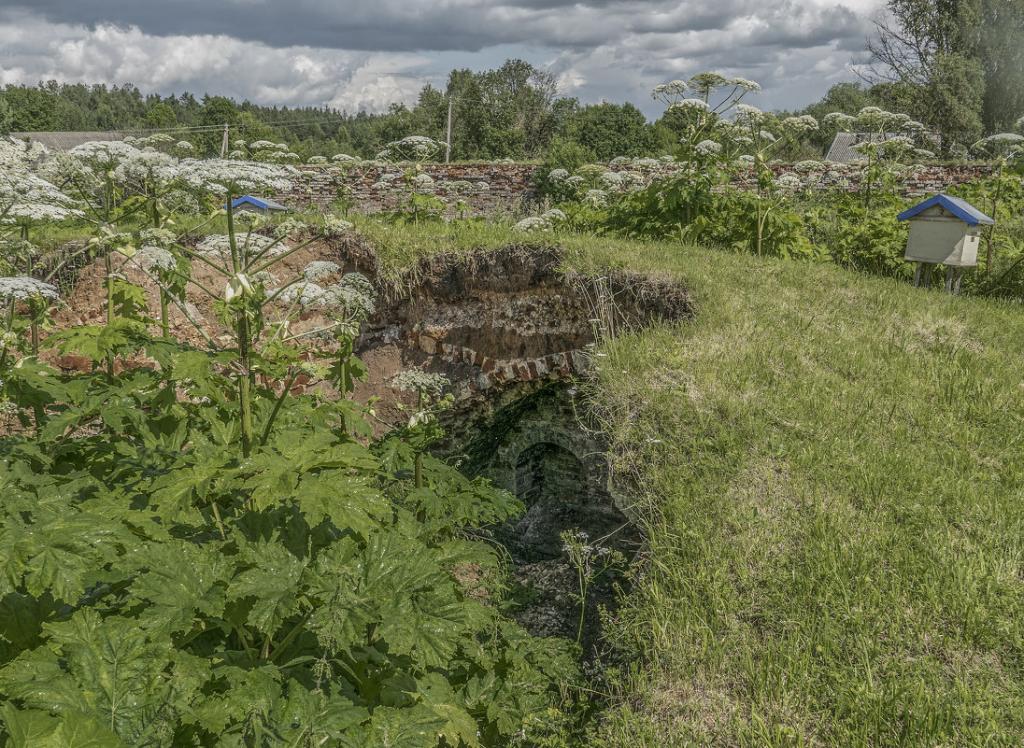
[349,243,692,644]
[356,244,692,562]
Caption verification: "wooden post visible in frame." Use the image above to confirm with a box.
[913,262,923,287]
[445,97,453,164]
[220,124,229,158]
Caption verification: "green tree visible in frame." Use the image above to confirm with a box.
[144,102,178,129]
[0,97,11,135]
[562,102,657,160]
[866,0,1022,140]
[198,95,241,155]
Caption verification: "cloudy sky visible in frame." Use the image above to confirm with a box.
[0,0,882,117]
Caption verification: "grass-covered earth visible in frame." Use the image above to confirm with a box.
[274,218,1024,744]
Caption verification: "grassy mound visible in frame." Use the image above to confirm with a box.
[563,239,1024,745]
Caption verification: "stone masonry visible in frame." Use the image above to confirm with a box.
[276,162,996,216]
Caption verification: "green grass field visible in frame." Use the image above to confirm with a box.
[562,239,1024,746]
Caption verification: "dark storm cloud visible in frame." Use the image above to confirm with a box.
[0,0,872,52]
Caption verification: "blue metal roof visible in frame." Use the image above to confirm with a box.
[897,193,994,226]
[230,195,288,211]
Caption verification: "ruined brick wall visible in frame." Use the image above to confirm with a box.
[276,162,996,216]
[277,163,538,216]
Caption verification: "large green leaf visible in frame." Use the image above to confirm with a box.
[0,706,127,747]
[128,539,231,635]
[228,539,306,636]
[295,471,390,537]
[1,611,183,741]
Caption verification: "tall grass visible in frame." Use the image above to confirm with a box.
[562,238,1024,745]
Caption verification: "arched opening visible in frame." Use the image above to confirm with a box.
[515,441,586,507]
[500,441,589,561]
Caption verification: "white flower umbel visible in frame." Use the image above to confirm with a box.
[541,208,567,224]
[0,276,60,301]
[134,246,177,272]
[322,215,354,237]
[794,160,825,173]
[733,104,766,127]
[379,135,442,162]
[307,156,328,165]
[695,139,723,156]
[600,171,625,188]
[332,153,358,163]
[273,217,310,238]
[139,227,177,248]
[514,216,551,233]
[652,80,688,103]
[781,115,819,134]
[0,172,83,223]
[548,168,570,183]
[774,173,803,190]
[0,137,48,169]
[325,273,375,319]
[177,159,295,196]
[113,149,179,188]
[668,98,710,113]
[392,369,449,398]
[196,233,283,263]
[303,260,342,281]
[276,281,328,308]
[583,189,608,208]
[728,77,762,92]
[822,112,856,130]
[68,140,143,169]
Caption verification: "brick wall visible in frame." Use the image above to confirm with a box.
[275,161,996,216]
[278,163,538,216]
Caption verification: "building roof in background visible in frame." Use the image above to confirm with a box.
[825,132,875,163]
[826,130,942,163]
[231,195,289,212]
[9,131,129,151]
[897,193,994,226]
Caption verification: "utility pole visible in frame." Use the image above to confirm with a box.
[444,96,453,164]
[220,123,229,158]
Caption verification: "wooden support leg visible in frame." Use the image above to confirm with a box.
[923,265,933,289]
[913,262,923,287]
[944,267,954,293]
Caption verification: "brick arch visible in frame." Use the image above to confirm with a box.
[514,441,586,506]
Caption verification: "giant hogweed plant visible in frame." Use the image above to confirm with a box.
[0,157,578,745]
[606,72,817,257]
[822,107,931,215]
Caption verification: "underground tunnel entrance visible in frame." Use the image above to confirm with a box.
[444,382,642,653]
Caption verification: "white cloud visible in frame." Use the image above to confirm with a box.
[0,1,883,115]
[0,15,433,113]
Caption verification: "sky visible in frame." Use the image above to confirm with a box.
[0,0,884,118]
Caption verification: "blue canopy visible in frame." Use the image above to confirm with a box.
[897,193,994,226]
[230,195,288,212]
